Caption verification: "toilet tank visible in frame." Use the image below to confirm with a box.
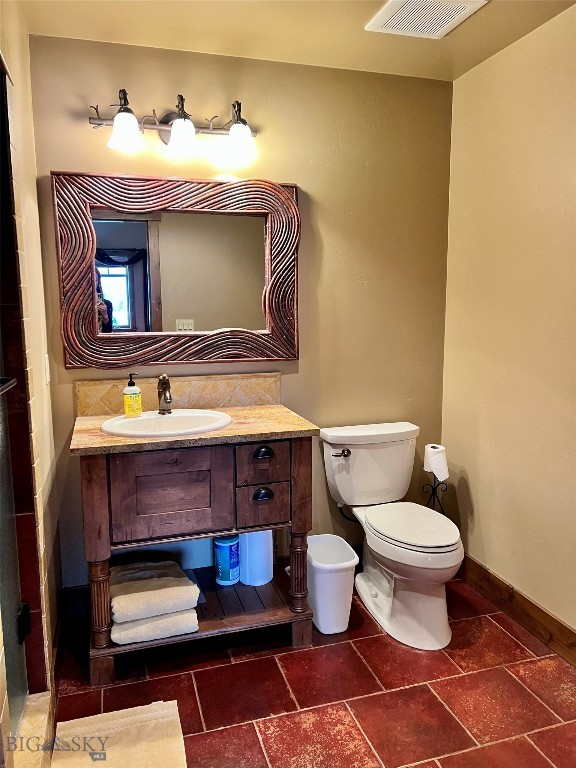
[320,422,420,506]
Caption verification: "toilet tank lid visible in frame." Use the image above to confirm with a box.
[319,422,420,445]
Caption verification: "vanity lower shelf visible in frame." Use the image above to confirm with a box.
[90,564,312,660]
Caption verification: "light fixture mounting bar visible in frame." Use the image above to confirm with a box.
[88,114,257,137]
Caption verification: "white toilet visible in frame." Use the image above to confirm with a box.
[320,422,463,650]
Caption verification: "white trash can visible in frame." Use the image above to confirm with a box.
[307,534,359,634]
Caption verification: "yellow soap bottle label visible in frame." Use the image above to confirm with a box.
[124,393,142,417]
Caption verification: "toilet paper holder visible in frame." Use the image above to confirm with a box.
[422,473,447,514]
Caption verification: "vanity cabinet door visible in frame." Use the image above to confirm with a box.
[235,440,291,486]
[236,482,291,528]
[109,446,234,542]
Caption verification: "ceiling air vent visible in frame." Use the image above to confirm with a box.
[365,0,487,39]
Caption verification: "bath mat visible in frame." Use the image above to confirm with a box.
[50,700,186,767]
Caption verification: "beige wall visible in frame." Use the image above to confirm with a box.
[158,212,265,331]
[443,7,576,629]
[0,0,58,718]
[29,36,452,586]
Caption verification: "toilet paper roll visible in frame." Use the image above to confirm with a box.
[424,444,449,482]
[239,530,273,586]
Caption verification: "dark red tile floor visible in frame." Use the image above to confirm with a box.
[55,583,576,768]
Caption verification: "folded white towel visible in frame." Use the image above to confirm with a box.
[110,561,200,624]
[111,608,199,645]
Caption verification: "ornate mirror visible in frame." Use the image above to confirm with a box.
[51,172,300,368]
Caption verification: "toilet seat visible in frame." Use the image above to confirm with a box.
[364,502,461,554]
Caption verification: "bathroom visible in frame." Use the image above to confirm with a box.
[0,0,575,766]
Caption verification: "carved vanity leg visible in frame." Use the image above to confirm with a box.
[81,455,115,684]
[88,559,114,686]
[289,437,313,647]
[89,560,112,648]
[289,532,309,614]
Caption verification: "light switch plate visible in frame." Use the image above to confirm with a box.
[176,319,195,332]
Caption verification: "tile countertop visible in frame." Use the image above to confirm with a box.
[70,404,320,456]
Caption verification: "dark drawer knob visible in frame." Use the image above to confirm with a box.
[253,445,275,460]
[253,487,274,502]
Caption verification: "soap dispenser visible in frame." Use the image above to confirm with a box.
[123,373,142,417]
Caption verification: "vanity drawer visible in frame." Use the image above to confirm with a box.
[236,482,291,528]
[235,440,291,487]
[109,445,234,542]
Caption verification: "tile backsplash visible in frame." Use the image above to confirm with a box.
[75,373,280,417]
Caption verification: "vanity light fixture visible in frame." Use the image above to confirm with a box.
[229,101,252,143]
[227,100,256,164]
[89,90,257,159]
[106,89,145,153]
[165,94,196,159]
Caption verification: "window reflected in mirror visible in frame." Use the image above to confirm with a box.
[92,211,267,333]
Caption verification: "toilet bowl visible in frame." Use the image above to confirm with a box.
[320,422,464,651]
[353,503,463,650]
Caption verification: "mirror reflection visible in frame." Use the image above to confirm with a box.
[92,211,267,333]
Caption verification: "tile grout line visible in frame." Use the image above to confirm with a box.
[252,721,274,768]
[145,656,234,680]
[92,656,234,691]
[448,611,502,622]
[243,626,386,663]
[190,671,207,733]
[177,679,486,735]
[401,731,566,766]
[348,640,387,691]
[343,701,385,768]
[273,656,300,711]
[435,653,551,679]
[485,613,540,659]
[528,716,576,733]
[500,665,563,723]
[398,758,444,767]
[426,683,480,747]
[196,689,396,733]
[523,735,561,768]
[440,648,466,675]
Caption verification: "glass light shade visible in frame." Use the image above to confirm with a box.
[107,111,145,153]
[229,121,252,144]
[227,121,256,167]
[166,117,197,159]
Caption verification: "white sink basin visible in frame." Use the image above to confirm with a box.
[101,409,232,438]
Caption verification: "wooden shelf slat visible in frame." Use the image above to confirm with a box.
[217,585,244,616]
[234,582,266,613]
[256,581,285,610]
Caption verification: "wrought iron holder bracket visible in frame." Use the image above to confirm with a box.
[422,473,448,514]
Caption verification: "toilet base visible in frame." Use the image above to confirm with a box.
[355,547,453,650]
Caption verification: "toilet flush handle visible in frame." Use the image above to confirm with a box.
[332,448,351,458]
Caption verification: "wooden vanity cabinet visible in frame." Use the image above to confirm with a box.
[80,435,314,686]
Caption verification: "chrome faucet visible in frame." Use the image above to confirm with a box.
[157,374,173,415]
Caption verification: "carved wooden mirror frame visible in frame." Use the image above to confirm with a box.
[52,172,300,369]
